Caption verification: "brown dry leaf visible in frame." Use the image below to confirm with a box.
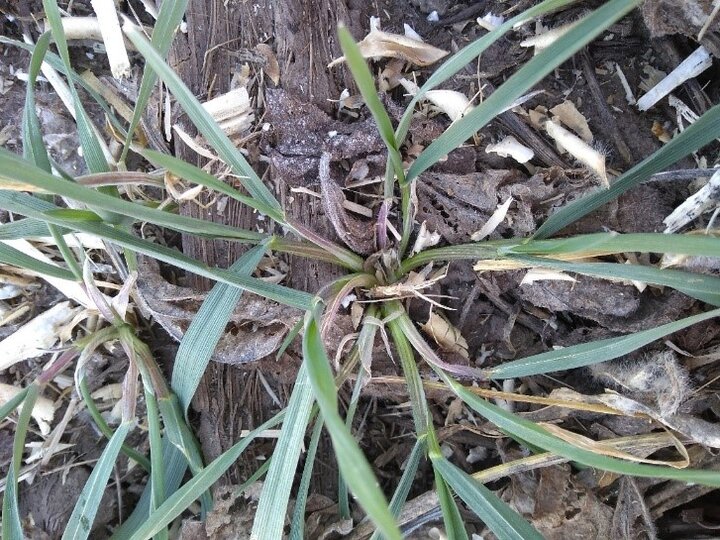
[444,398,464,426]
[329,27,447,68]
[549,100,593,143]
[255,43,280,85]
[651,120,672,143]
[319,152,375,254]
[611,477,657,539]
[421,311,469,359]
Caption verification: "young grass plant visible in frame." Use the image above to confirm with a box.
[2,0,720,538]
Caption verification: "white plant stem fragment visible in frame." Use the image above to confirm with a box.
[663,169,720,233]
[90,0,132,79]
[471,197,514,241]
[485,136,534,164]
[0,301,79,371]
[614,62,636,105]
[52,17,140,51]
[0,383,55,435]
[520,268,576,285]
[519,19,581,54]
[637,46,713,111]
[544,119,607,185]
[399,78,472,122]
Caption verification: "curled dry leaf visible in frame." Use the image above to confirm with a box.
[540,421,689,468]
[485,135,534,164]
[421,311,469,359]
[549,100,593,143]
[255,43,280,85]
[0,383,55,435]
[319,152,376,255]
[0,301,80,371]
[329,26,447,68]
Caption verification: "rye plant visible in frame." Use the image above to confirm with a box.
[1,0,720,538]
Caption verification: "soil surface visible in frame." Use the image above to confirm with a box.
[1,0,720,538]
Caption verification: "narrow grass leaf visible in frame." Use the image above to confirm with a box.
[111,442,186,539]
[145,390,166,539]
[508,255,720,305]
[433,457,542,540]
[369,439,425,540]
[121,0,189,162]
[504,232,720,259]
[147,395,195,463]
[406,0,641,182]
[433,468,469,540]
[22,32,52,172]
[438,371,720,486]
[0,387,29,423]
[122,412,285,540]
[21,33,83,280]
[251,363,315,539]
[78,377,150,471]
[535,103,720,238]
[172,243,267,412]
[0,191,313,310]
[0,242,75,280]
[2,385,38,540]
[63,421,134,539]
[401,242,505,273]
[0,218,59,240]
[141,149,280,218]
[338,26,404,189]
[42,0,109,172]
[289,415,325,540]
[386,303,432,435]
[303,307,401,540]
[0,149,264,242]
[487,307,720,378]
[123,24,282,218]
[156,394,211,511]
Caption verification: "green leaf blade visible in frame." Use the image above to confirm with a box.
[488,307,720,378]
[63,421,134,540]
[303,308,402,540]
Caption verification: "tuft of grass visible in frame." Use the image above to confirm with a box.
[0,0,719,538]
